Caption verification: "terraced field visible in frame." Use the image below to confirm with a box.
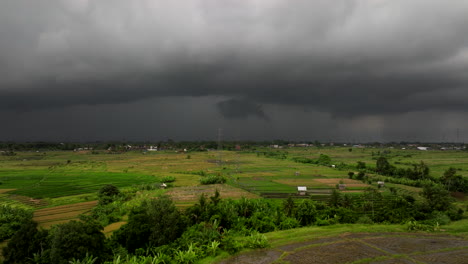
[33,201,97,228]
[219,232,468,264]
[166,184,259,209]
[1,148,467,230]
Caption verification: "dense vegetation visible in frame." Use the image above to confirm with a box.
[2,179,464,264]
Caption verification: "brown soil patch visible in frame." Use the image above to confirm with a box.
[166,184,258,204]
[314,178,368,185]
[103,221,127,237]
[371,258,417,264]
[33,201,97,217]
[9,194,48,207]
[0,189,16,194]
[217,249,282,264]
[284,240,386,264]
[412,249,468,263]
[274,179,328,187]
[362,235,468,254]
[33,201,97,227]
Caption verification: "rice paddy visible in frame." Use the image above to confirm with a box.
[1,146,467,228]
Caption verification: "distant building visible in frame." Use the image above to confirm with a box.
[297,186,307,195]
[417,147,428,151]
[147,146,158,151]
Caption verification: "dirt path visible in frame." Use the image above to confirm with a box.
[218,232,468,264]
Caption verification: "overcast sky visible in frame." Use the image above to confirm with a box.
[1,0,468,142]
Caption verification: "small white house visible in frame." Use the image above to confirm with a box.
[147,146,158,151]
[377,181,385,187]
[417,147,428,151]
[297,186,307,195]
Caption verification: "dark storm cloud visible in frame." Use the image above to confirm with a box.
[1,0,468,140]
[217,98,269,120]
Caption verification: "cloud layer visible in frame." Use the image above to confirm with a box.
[1,0,468,141]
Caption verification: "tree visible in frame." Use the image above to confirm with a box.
[282,197,296,217]
[113,195,186,253]
[442,167,457,190]
[0,205,33,241]
[295,200,317,226]
[329,189,342,207]
[2,220,49,264]
[356,161,366,170]
[420,184,454,212]
[440,167,467,192]
[49,217,108,264]
[317,154,331,166]
[376,157,392,175]
[98,184,120,205]
[409,161,430,180]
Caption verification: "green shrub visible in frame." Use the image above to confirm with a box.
[245,232,269,249]
[356,215,374,224]
[220,233,244,254]
[406,220,440,232]
[424,211,451,226]
[200,175,226,185]
[278,217,300,230]
[315,218,331,226]
[161,176,176,183]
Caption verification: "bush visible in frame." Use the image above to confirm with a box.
[406,220,440,232]
[221,234,244,254]
[315,218,331,226]
[91,202,124,226]
[356,215,374,224]
[245,232,269,249]
[424,211,451,226]
[278,217,300,230]
[200,175,226,185]
[317,154,331,166]
[161,176,176,183]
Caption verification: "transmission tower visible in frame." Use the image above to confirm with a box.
[217,128,223,166]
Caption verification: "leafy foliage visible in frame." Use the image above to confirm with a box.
[2,220,49,264]
[49,217,108,264]
[0,205,33,241]
[199,174,226,185]
[98,184,121,205]
[112,195,186,253]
